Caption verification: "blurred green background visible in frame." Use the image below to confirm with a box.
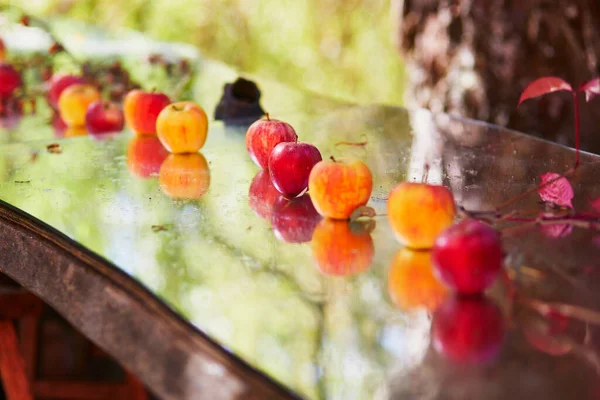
[13,0,405,106]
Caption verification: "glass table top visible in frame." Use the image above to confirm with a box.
[2,23,600,400]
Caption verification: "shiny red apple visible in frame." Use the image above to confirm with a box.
[245,114,297,169]
[432,295,505,364]
[432,219,504,294]
[47,74,86,109]
[123,89,171,135]
[248,170,281,220]
[85,101,124,136]
[0,63,22,99]
[271,194,322,243]
[269,141,322,197]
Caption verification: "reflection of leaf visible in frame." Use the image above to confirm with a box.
[538,173,574,208]
[518,77,573,106]
[541,223,573,239]
[580,78,600,102]
[522,317,572,356]
[590,197,600,213]
[540,213,573,239]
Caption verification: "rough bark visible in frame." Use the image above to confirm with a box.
[395,0,600,154]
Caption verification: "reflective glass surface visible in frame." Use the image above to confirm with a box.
[1,26,600,400]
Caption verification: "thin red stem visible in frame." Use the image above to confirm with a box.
[574,91,580,168]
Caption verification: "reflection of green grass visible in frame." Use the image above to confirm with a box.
[17,0,405,106]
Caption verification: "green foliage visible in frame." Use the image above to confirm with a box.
[13,0,405,105]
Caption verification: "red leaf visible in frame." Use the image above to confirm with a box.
[518,77,573,106]
[538,173,574,208]
[579,78,600,102]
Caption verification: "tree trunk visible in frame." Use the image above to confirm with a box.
[394,0,600,154]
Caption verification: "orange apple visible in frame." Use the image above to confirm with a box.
[387,249,448,312]
[127,136,169,178]
[159,153,210,199]
[123,89,171,135]
[156,101,209,154]
[387,182,456,249]
[308,157,373,220]
[311,218,374,276]
[58,83,101,127]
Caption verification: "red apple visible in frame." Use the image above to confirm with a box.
[85,101,124,136]
[123,89,171,135]
[248,170,281,220]
[47,74,86,109]
[432,295,505,364]
[245,114,297,169]
[269,141,322,198]
[271,194,322,243]
[432,219,504,294]
[0,63,22,99]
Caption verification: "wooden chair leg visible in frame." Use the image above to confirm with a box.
[126,372,149,400]
[0,320,33,400]
[18,316,38,383]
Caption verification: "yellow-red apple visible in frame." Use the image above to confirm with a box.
[387,182,456,249]
[156,101,208,154]
[58,83,101,127]
[308,157,372,219]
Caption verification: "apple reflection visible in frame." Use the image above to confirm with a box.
[432,295,505,365]
[63,126,88,138]
[248,170,280,220]
[51,113,67,137]
[388,249,448,312]
[126,136,169,178]
[310,218,374,276]
[270,193,321,243]
[158,153,210,199]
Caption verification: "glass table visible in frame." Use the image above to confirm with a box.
[1,25,600,400]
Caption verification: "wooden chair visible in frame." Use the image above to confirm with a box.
[0,275,148,400]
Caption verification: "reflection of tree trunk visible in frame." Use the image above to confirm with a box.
[394,0,600,154]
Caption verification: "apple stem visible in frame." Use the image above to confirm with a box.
[573,91,580,169]
[265,112,270,121]
[330,156,337,163]
[421,163,430,183]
